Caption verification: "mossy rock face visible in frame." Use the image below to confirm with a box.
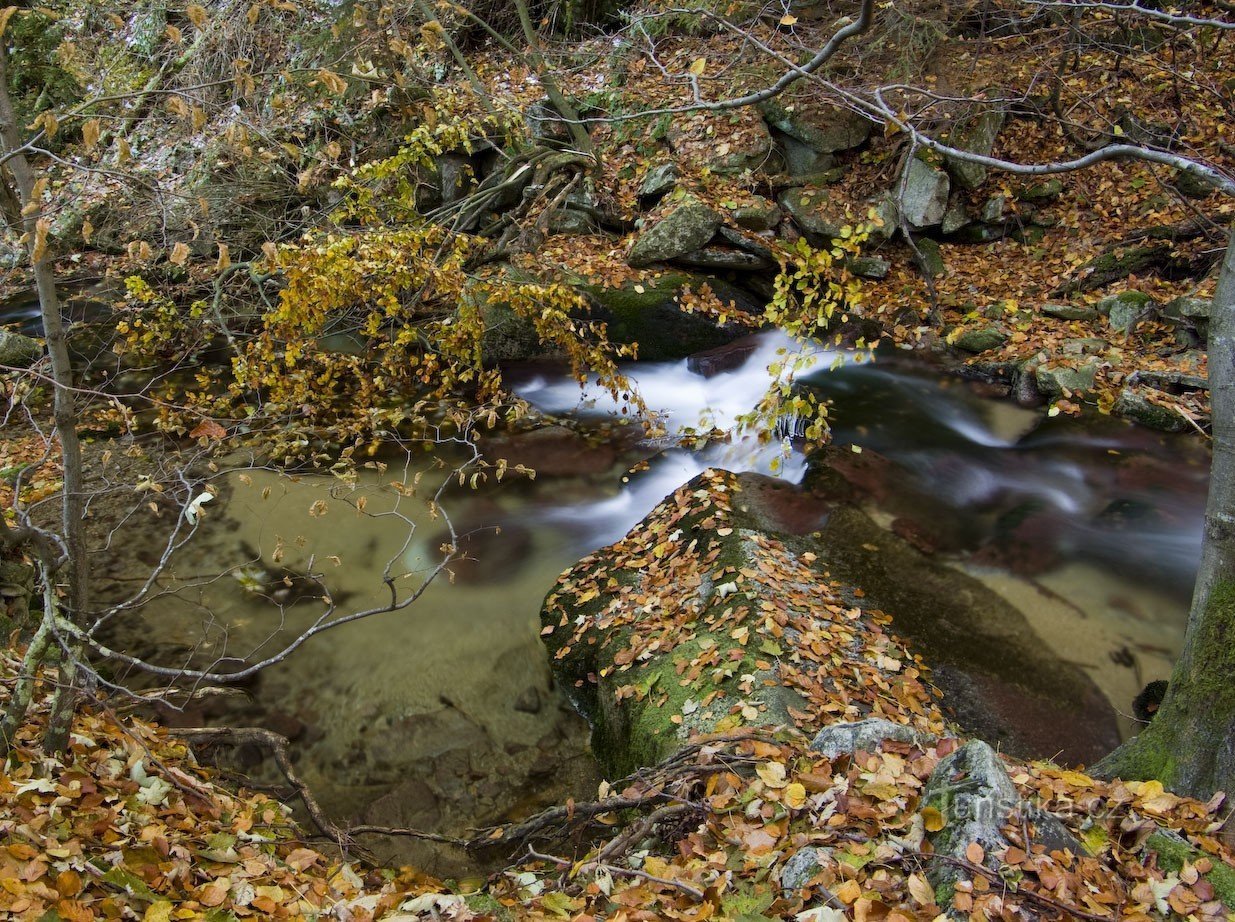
[0,330,42,368]
[953,327,1007,354]
[540,469,944,777]
[1034,360,1098,397]
[627,196,722,267]
[943,106,1006,190]
[1113,387,1189,432]
[777,187,847,244]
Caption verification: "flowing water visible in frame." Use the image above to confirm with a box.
[4,294,1208,871]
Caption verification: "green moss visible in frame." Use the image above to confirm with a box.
[465,891,515,921]
[719,881,776,921]
[1147,831,1235,909]
[934,879,956,908]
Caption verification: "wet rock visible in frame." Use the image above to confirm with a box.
[972,499,1064,576]
[953,327,1007,354]
[758,98,873,154]
[627,196,722,267]
[1175,167,1220,199]
[1162,296,1211,340]
[1128,367,1208,393]
[687,339,761,377]
[944,106,1005,190]
[0,329,41,368]
[480,425,619,477]
[979,194,1007,223]
[1113,387,1190,433]
[513,686,542,714]
[778,186,847,243]
[1041,302,1099,321]
[900,159,950,229]
[811,718,934,760]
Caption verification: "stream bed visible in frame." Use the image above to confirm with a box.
[90,331,1210,874]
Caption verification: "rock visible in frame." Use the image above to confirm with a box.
[1019,178,1064,202]
[0,329,42,368]
[526,99,574,144]
[1034,360,1098,397]
[1128,367,1208,393]
[952,327,1007,354]
[1059,337,1109,355]
[579,271,763,361]
[777,132,836,177]
[667,110,774,174]
[638,163,679,204]
[1113,387,1190,433]
[718,226,776,262]
[1107,294,1154,336]
[941,201,970,235]
[1055,245,1173,295]
[868,195,899,240]
[435,153,474,205]
[729,198,782,232]
[627,196,722,267]
[1175,167,1220,199]
[758,98,873,154]
[979,194,1007,223]
[780,847,830,894]
[479,425,619,477]
[900,159,951,228]
[687,338,761,377]
[777,186,847,243]
[810,718,934,760]
[1162,296,1211,339]
[671,246,772,272]
[913,238,946,278]
[847,255,890,280]
[1096,289,1153,317]
[944,106,1005,190]
[547,207,595,235]
[1041,303,1099,321]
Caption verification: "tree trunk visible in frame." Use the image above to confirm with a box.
[0,45,89,751]
[1094,226,1235,801]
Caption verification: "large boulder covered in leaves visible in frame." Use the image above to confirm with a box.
[627,195,723,267]
[540,469,946,776]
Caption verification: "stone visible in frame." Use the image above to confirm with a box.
[718,226,775,261]
[847,255,890,279]
[671,246,772,272]
[627,196,722,267]
[913,238,946,278]
[980,194,1006,223]
[900,159,950,228]
[810,718,934,760]
[952,327,1007,354]
[1113,388,1190,433]
[1059,337,1109,356]
[758,98,873,154]
[780,847,830,894]
[941,201,970,235]
[868,195,899,239]
[1095,290,1154,316]
[778,132,836,176]
[729,198,782,232]
[638,162,679,204]
[1129,368,1208,393]
[435,153,474,205]
[1019,178,1064,202]
[1041,303,1099,321]
[0,329,42,368]
[547,207,594,235]
[667,110,774,175]
[1175,167,1220,199]
[944,106,1005,190]
[1034,360,1098,396]
[952,223,1009,244]
[1162,296,1211,339]
[777,187,847,243]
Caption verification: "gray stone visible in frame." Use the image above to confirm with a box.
[671,246,772,272]
[1163,296,1211,339]
[811,718,933,760]
[547,207,595,235]
[847,256,890,280]
[759,98,873,154]
[780,133,837,177]
[1113,388,1190,432]
[1176,168,1220,199]
[1041,303,1099,321]
[1108,299,1148,336]
[941,201,970,235]
[1095,290,1153,317]
[0,329,41,369]
[900,159,950,229]
[778,187,846,243]
[944,106,1005,190]
[979,194,1007,224]
[627,196,722,267]
[638,163,679,203]
[953,327,1007,354]
[729,199,782,232]
[781,847,829,894]
[1019,178,1064,202]
[952,223,1008,244]
[1059,337,1109,356]
[869,195,899,239]
[913,238,945,278]
[1034,361,1098,396]
[718,226,776,261]
[1129,368,1208,392]
[436,153,473,205]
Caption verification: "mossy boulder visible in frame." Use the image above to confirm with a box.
[1034,359,1098,397]
[952,326,1007,354]
[758,98,873,154]
[0,330,42,368]
[1113,387,1190,433]
[943,106,1006,190]
[900,159,950,229]
[539,470,944,776]
[777,186,848,244]
[627,196,723,267]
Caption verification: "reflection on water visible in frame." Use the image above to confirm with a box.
[125,329,1206,868]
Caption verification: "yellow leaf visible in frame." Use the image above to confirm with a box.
[1058,770,1095,789]
[757,761,787,789]
[164,23,182,43]
[216,243,230,271]
[688,57,707,77]
[186,3,208,27]
[784,781,807,809]
[921,805,946,832]
[82,219,94,244]
[117,136,132,164]
[81,117,100,151]
[32,217,51,262]
[779,13,798,25]
[144,901,174,922]
[37,110,58,138]
[191,106,207,131]
[170,242,191,266]
[247,3,260,25]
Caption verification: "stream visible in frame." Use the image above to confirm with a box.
[4,298,1209,874]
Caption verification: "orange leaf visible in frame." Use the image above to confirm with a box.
[965,842,985,864]
[189,419,227,440]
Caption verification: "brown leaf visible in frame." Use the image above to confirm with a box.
[189,419,227,441]
[965,842,985,864]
